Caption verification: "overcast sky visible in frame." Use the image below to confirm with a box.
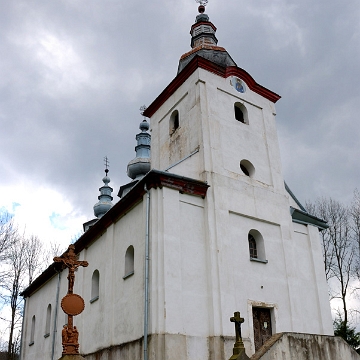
[1,0,359,249]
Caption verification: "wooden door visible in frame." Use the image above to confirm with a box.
[252,307,272,352]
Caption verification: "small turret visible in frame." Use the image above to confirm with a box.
[93,158,114,219]
[126,107,151,181]
[118,106,151,199]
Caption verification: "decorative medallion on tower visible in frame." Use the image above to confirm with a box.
[93,157,114,219]
[230,77,246,93]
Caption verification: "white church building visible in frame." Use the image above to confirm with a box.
[20,3,347,360]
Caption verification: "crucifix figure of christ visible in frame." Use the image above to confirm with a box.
[229,311,247,359]
[54,244,89,355]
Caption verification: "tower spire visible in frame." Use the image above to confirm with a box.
[93,157,114,219]
[177,0,236,74]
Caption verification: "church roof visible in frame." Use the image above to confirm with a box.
[143,55,281,119]
[21,170,209,298]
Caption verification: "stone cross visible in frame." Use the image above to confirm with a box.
[229,311,248,360]
[54,244,88,356]
[230,311,244,342]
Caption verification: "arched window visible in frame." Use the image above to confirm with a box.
[29,315,35,345]
[234,102,248,124]
[44,304,51,337]
[248,230,267,263]
[90,270,100,303]
[124,245,135,279]
[169,110,179,135]
[248,234,257,258]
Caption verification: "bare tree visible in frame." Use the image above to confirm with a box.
[24,235,43,286]
[307,197,355,327]
[0,212,17,291]
[1,229,44,360]
[4,235,27,360]
[306,200,335,281]
[0,211,16,258]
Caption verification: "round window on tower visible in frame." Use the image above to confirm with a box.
[240,160,255,177]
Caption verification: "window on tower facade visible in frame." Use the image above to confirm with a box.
[44,304,51,338]
[240,159,255,177]
[124,245,134,279]
[234,102,248,124]
[90,270,100,303]
[170,110,179,135]
[29,315,36,345]
[248,234,257,258]
[248,230,268,263]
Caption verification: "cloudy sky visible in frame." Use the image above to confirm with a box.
[1,0,359,249]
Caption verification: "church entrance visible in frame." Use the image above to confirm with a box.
[252,307,272,352]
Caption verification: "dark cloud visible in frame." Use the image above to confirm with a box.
[0,0,359,225]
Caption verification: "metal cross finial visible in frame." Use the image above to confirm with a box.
[196,0,208,6]
[140,105,147,120]
[104,156,109,170]
[104,156,109,175]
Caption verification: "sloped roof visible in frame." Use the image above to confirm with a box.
[143,55,281,119]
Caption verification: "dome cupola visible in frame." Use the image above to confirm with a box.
[126,106,151,181]
[93,158,114,219]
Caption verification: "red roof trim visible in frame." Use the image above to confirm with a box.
[21,170,209,298]
[143,56,281,118]
[225,67,281,103]
[190,21,217,32]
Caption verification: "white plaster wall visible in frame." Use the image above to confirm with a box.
[149,65,333,357]
[150,68,284,194]
[149,188,210,358]
[21,200,147,360]
[21,267,69,360]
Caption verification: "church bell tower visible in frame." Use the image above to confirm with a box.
[142,1,333,357]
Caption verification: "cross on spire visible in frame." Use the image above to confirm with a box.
[104,156,109,174]
[196,0,208,6]
[140,105,147,121]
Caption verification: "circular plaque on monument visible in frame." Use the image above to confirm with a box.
[61,294,85,316]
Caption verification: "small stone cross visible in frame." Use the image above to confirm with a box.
[230,311,244,342]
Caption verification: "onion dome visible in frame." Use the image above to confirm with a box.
[93,164,114,219]
[127,110,151,181]
[178,0,237,74]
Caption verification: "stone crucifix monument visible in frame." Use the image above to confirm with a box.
[54,244,88,359]
[229,312,250,360]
